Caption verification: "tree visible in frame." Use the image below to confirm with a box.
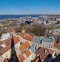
[56,35,60,43]
[25,23,46,36]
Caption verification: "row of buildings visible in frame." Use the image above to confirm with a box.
[0,27,60,62]
[18,15,60,25]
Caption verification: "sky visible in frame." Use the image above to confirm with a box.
[0,0,60,14]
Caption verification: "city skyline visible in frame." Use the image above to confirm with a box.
[0,0,60,15]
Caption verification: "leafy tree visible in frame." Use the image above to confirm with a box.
[25,23,46,36]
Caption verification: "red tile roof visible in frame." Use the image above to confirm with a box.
[0,36,20,56]
[0,37,11,56]
[0,41,3,45]
[36,47,54,61]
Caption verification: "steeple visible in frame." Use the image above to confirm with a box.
[8,35,19,62]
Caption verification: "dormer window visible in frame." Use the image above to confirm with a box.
[1,43,6,48]
[0,46,3,50]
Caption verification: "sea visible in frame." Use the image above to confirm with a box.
[0,15,41,19]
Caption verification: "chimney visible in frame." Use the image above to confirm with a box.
[44,49,47,53]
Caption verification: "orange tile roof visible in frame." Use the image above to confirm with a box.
[25,50,31,57]
[18,54,24,62]
[24,33,33,41]
[53,42,60,49]
[19,41,30,52]
[13,36,20,44]
[35,58,39,62]
[18,33,33,41]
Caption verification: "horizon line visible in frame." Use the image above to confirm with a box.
[0,13,60,15]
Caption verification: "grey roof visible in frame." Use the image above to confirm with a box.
[32,36,40,44]
[32,36,54,44]
[41,37,53,43]
[30,43,38,53]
